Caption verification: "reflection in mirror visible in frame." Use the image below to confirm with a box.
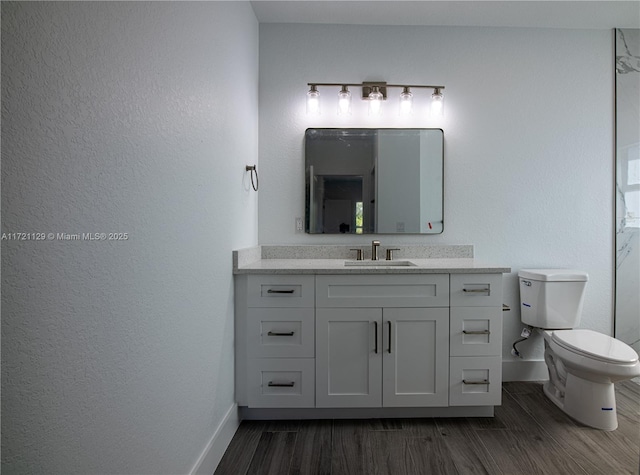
[305,128,443,234]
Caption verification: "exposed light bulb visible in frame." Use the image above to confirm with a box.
[399,87,413,116]
[337,85,351,116]
[368,86,383,116]
[307,85,320,115]
[431,88,444,117]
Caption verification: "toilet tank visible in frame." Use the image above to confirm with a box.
[518,269,588,329]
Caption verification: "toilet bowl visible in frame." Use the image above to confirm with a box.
[518,269,640,431]
[539,329,640,430]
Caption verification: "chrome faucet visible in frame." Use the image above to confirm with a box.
[386,248,400,261]
[371,240,381,260]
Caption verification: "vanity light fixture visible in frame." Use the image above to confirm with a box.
[431,87,444,117]
[306,85,321,115]
[368,85,383,116]
[399,86,413,116]
[306,81,445,117]
[337,85,352,116]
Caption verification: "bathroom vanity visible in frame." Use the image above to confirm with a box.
[233,245,510,419]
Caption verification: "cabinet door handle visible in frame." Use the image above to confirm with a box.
[462,379,489,385]
[374,321,378,354]
[388,321,392,354]
[267,331,295,336]
[463,288,490,294]
[268,381,295,387]
[462,330,491,335]
[267,289,295,294]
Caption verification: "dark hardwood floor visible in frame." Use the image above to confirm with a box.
[215,381,640,475]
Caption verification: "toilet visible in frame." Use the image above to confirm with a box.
[518,269,640,431]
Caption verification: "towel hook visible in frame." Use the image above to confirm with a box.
[246,165,259,191]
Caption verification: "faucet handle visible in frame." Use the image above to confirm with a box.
[350,248,363,261]
[371,240,381,261]
[386,248,400,261]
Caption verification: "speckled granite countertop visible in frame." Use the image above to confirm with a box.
[233,245,511,275]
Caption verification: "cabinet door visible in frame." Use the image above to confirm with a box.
[382,308,449,407]
[316,308,382,408]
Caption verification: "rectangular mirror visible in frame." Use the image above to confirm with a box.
[305,128,443,234]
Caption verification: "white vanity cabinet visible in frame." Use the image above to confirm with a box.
[448,274,503,406]
[235,270,505,416]
[315,275,450,408]
[237,275,316,408]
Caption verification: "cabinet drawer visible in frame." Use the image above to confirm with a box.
[449,356,502,406]
[450,274,503,307]
[247,358,315,408]
[450,307,502,357]
[316,274,449,308]
[247,308,315,358]
[247,275,315,308]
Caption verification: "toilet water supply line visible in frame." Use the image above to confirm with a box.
[511,325,534,358]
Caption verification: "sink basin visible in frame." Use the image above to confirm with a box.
[344,260,416,267]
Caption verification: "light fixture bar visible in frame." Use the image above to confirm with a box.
[307,82,363,87]
[386,84,445,90]
[307,82,445,91]
[306,81,446,117]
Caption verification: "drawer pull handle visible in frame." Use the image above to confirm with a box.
[463,288,490,294]
[267,331,295,336]
[462,330,491,335]
[267,289,295,294]
[268,381,295,387]
[463,379,489,385]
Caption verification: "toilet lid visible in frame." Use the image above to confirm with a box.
[552,329,639,364]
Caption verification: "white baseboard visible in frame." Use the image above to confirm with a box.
[190,403,240,475]
[502,359,549,382]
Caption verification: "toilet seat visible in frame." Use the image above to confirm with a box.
[551,329,639,364]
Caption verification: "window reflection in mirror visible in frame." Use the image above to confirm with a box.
[305,128,443,234]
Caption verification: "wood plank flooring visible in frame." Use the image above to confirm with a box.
[215,381,640,475]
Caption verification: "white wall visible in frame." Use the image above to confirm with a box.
[259,24,614,361]
[2,2,258,473]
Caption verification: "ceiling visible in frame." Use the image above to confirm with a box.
[250,1,640,29]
